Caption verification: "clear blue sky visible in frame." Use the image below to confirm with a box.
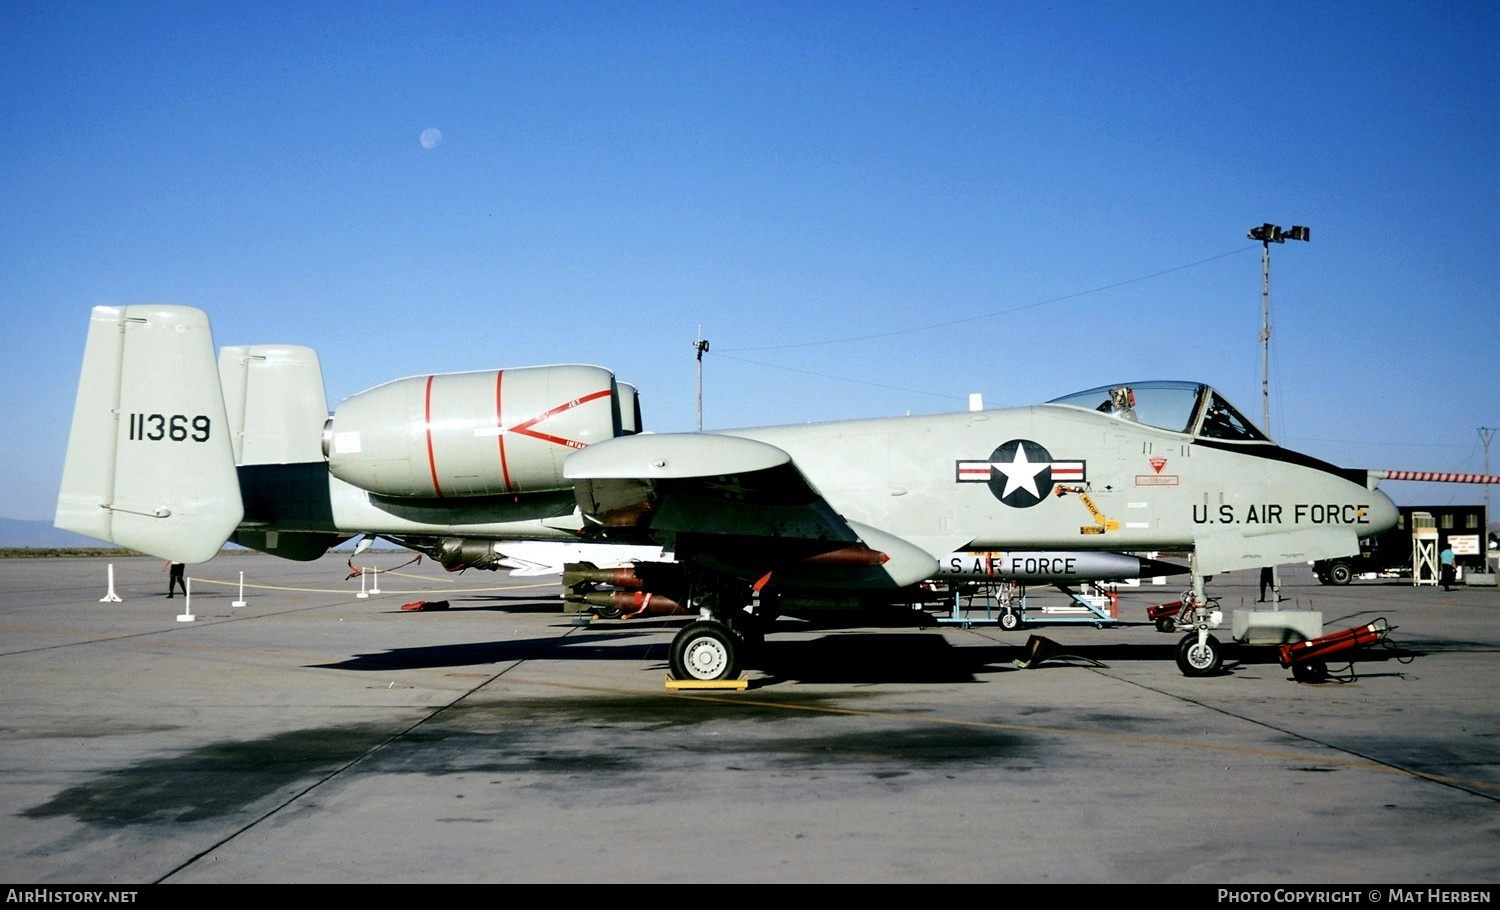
[3,1,1496,523]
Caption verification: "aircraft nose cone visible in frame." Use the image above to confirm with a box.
[1367,486,1400,535]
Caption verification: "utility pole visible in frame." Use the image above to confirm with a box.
[694,329,710,431]
[1247,223,1310,435]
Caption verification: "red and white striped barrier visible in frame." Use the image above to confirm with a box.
[1374,470,1500,484]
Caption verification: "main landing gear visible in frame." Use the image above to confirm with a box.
[665,574,767,682]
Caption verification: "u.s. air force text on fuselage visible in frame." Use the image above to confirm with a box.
[1194,503,1376,526]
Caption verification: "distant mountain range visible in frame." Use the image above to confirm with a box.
[0,518,116,549]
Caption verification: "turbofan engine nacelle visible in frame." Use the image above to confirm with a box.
[325,364,623,498]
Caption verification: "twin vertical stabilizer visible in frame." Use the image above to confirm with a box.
[54,305,243,562]
[218,343,328,465]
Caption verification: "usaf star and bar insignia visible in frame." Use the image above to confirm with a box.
[956,439,1085,508]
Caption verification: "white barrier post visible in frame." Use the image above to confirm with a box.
[176,576,196,622]
[357,567,369,598]
[370,566,381,594]
[100,564,123,603]
[232,571,247,608]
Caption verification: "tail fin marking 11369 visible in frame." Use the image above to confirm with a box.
[54,305,243,562]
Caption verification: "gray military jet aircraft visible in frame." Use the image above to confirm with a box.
[56,305,1401,680]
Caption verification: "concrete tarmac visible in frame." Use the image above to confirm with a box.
[0,553,1495,884]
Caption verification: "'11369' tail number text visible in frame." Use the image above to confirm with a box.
[127,413,211,442]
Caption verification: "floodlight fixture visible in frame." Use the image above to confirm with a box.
[695,332,711,431]
[1248,224,1311,245]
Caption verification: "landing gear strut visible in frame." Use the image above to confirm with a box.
[1173,563,1226,677]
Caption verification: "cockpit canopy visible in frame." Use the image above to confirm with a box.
[1046,381,1270,442]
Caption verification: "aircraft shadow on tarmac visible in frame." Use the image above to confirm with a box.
[314,617,1425,685]
[311,628,666,672]
[312,630,1021,681]
[376,594,572,614]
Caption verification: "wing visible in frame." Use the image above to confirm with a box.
[564,433,938,589]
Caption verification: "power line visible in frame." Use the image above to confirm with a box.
[710,350,966,403]
[721,246,1255,353]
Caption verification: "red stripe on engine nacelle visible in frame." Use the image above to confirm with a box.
[495,370,515,492]
[424,375,444,497]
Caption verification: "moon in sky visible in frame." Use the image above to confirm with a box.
[420,128,443,149]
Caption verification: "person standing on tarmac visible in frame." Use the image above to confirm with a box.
[1439,546,1456,592]
[1259,566,1277,602]
[164,561,187,598]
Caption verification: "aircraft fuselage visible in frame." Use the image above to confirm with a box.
[727,404,1396,577]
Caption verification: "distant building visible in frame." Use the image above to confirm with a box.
[1313,504,1488,585]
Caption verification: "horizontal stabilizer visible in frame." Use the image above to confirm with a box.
[54,305,243,562]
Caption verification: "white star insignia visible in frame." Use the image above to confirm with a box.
[995,444,1047,499]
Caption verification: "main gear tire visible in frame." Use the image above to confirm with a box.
[669,621,739,682]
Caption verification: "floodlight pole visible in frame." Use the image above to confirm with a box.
[1259,241,1272,433]
[1482,427,1496,545]
[694,330,710,432]
[1248,223,1310,435]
